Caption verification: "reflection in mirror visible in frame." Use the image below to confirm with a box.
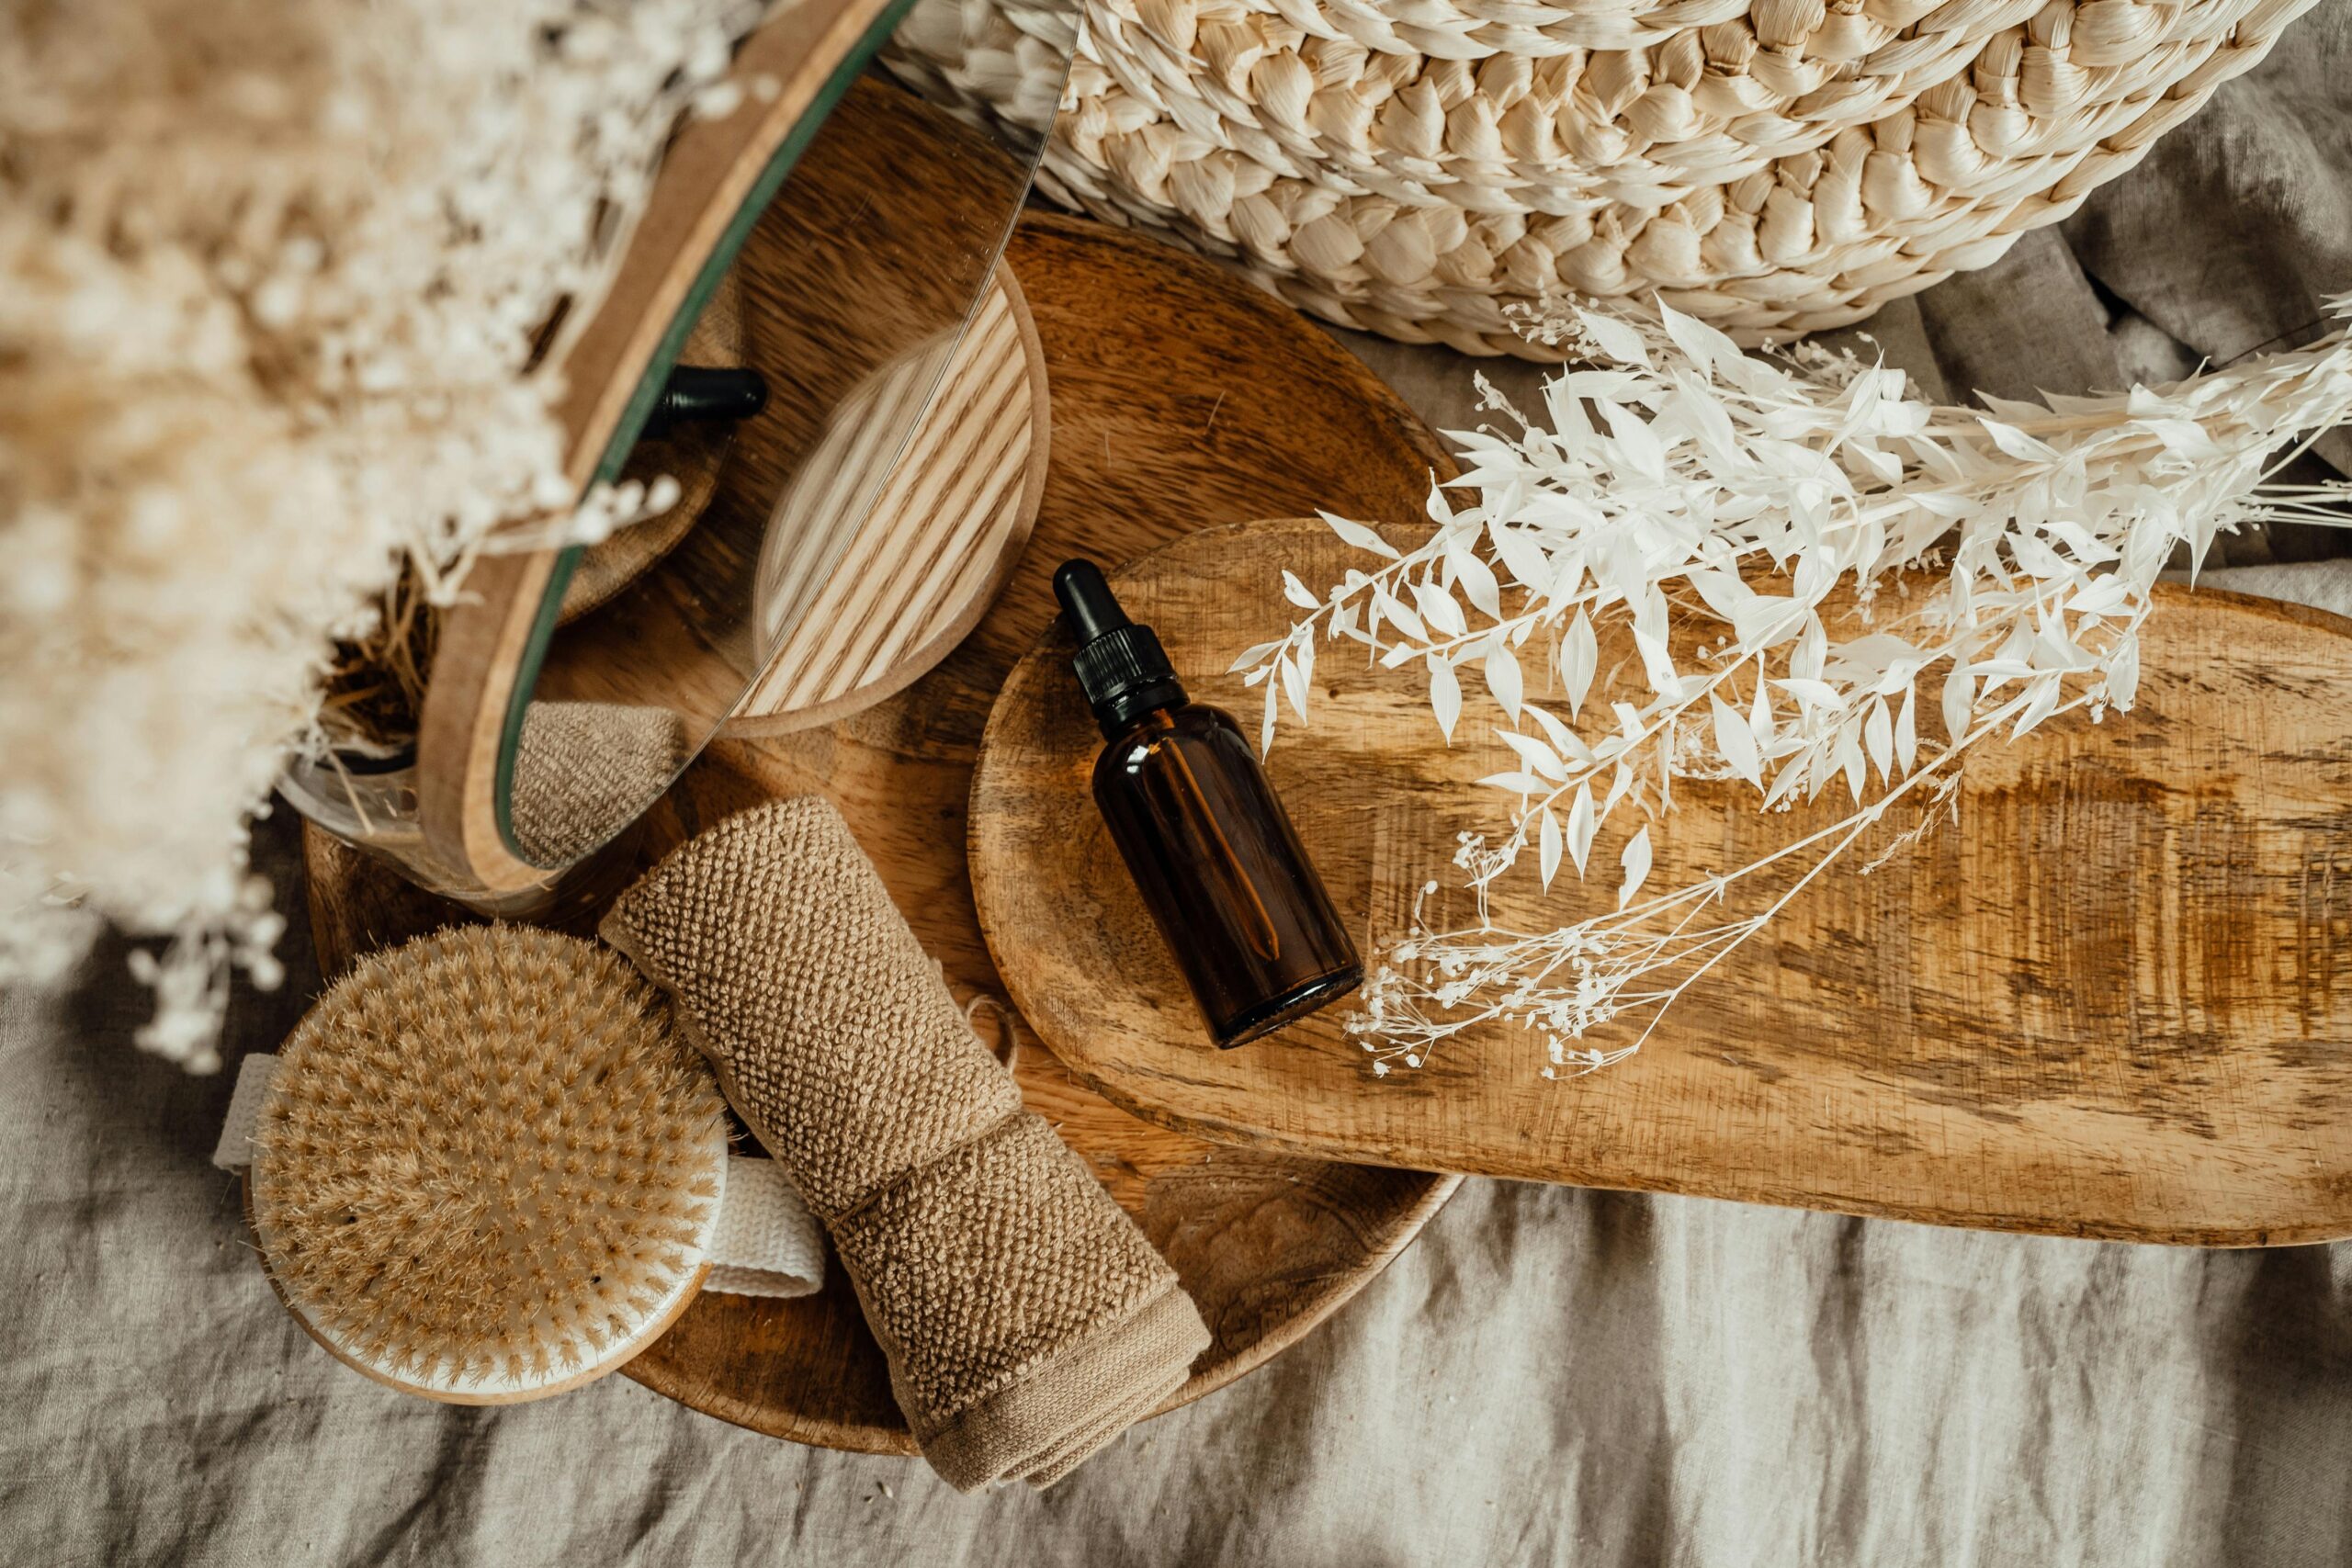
[507,69,1048,868]
[279,0,1072,899]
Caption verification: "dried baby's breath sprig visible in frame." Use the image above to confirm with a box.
[0,0,770,1068]
[1247,296,2352,1079]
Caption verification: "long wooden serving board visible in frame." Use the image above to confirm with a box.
[972,518,2352,1247]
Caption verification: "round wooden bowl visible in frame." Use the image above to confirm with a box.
[300,211,1464,1450]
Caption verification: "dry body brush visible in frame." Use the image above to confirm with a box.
[0,0,768,1066]
[251,926,729,1400]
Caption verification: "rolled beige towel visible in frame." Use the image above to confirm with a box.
[600,797,1208,1489]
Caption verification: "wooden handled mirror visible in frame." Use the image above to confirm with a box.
[279,0,1068,907]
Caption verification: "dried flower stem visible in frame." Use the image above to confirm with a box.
[1248,297,2352,1079]
[0,0,772,1067]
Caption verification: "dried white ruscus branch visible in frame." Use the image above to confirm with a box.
[1243,296,2352,1078]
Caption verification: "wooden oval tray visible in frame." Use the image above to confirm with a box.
[300,214,1462,1450]
[972,516,2352,1247]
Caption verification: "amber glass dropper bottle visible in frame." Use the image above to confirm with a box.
[1053,559,1363,1048]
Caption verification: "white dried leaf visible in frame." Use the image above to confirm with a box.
[1429,659,1462,741]
[1603,761,1635,814]
[1486,643,1523,722]
[1617,826,1652,910]
[1373,586,1428,641]
[1526,703,1591,768]
[1561,611,1598,717]
[1320,512,1400,559]
[1577,309,1652,367]
[1479,771,1551,795]
[1689,570,1750,621]
[1978,421,2063,462]
[1863,698,1894,781]
[1499,728,1565,782]
[1281,652,1309,722]
[1228,639,1285,673]
[1657,299,1738,376]
[1453,547,1503,620]
[1413,581,1468,637]
[1566,783,1596,874]
[2014,675,2064,739]
[1941,669,1974,743]
[2105,638,2141,710]
[1710,695,1760,787]
[1602,402,1667,482]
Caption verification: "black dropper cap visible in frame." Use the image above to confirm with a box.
[1053,559,1188,738]
[644,366,769,436]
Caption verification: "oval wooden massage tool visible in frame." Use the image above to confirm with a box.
[724,265,1048,735]
[973,517,2352,1247]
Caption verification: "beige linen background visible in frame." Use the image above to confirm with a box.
[6,8,2352,1562]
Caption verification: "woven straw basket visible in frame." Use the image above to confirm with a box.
[895,0,2320,354]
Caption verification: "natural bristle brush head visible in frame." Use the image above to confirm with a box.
[249,925,729,1404]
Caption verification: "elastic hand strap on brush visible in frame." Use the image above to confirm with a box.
[600,798,1209,1491]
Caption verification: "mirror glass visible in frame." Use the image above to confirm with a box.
[495,19,1069,869]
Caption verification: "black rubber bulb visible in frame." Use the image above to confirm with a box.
[1053,559,1133,642]
[646,366,769,435]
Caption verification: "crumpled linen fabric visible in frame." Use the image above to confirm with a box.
[11,934,2352,1565]
[7,11,2352,1562]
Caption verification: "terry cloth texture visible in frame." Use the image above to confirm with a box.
[600,797,1210,1491]
[508,702,687,867]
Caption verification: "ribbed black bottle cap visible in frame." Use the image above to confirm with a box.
[1053,559,1185,734]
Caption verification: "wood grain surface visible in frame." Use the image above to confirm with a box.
[724,263,1048,734]
[972,516,2352,1247]
[301,211,1463,1451]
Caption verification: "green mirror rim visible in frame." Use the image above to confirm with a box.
[492,0,927,863]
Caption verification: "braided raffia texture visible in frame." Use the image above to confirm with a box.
[896,0,2322,351]
[603,798,1208,1488]
[251,926,726,1399]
